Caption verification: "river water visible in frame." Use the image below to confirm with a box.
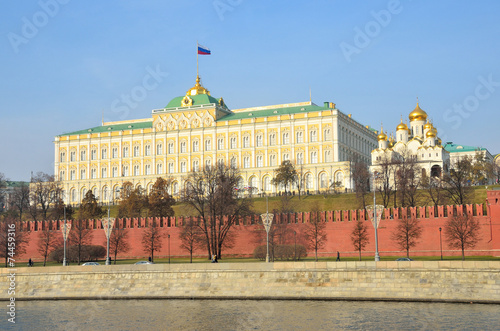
[3,299,500,330]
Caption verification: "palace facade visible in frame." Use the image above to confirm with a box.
[54,76,377,204]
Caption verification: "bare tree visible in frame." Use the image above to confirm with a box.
[9,182,30,221]
[68,219,93,264]
[304,203,327,261]
[107,228,130,264]
[181,163,253,259]
[179,219,204,263]
[30,172,62,221]
[351,160,371,209]
[351,220,370,261]
[294,163,305,200]
[148,177,175,218]
[391,216,422,258]
[272,160,297,195]
[421,175,448,208]
[141,219,165,262]
[444,213,481,260]
[395,149,422,207]
[375,154,396,208]
[0,215,30,267]
[443,157,474,205]
[37,228,62,266]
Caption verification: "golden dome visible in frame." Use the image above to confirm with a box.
[426,128,437,138]
[377,129,387,141]
[409,102,428,122]
[424,121,433,130]
[396,120,408,131]
[388,135,395,147]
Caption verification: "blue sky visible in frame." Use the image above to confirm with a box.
[1,0,499,181]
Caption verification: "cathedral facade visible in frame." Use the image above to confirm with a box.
[371,102,450,178]
[54,76,377,205]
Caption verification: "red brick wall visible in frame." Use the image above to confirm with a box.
[18,191,500,262]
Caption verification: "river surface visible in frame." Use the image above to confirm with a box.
[3,299,500,330]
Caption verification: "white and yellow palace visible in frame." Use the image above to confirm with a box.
[54,76,377,204]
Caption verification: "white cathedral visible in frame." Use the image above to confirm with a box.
[371,102,450,178]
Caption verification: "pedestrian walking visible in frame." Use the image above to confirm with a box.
[336,251,340,262]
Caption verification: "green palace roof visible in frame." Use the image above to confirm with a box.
[444,143,486,153]
[58,121,152,137]
[219,103,331,121]
[166,94,221,108]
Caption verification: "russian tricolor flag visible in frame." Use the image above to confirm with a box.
[197,44,211,55]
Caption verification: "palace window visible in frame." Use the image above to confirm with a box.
[91,149,97,160]
[168,142,174,154]
[230,137,237,149]
[324,128,331,141]
[256,135,263,147]
[269,154,276,166]
[218,138,224,150]
[101,168,107,178]
[310,130,317,142]
[256,155,263,167]
[324,150,332,162]
[80,169,86,180]
[112,167,118,177]
[243,136,250,148]
[156,143,163,155]
[180,142,187,153]
[91,168,97,179]
[306,174,313,189]
[134,165,140,176]
[123,146,129,158]
[80,150,86,161]
[230,157,237,168]
[269,133,276,146]
[205,139,211,151]
[297,152,304,164]
[101,149,107,159]
[145,145,151,156]
[59,170,65,181]
[283,153,289,161]
[70,151,76,162]
[168,162,174,174]
[296,132,303,143]
[193,160,199,172]
[192,140,199,152]
[145,164,151,175]
[70,170,76,180]
[243,156,250,168]
[60,151,66,162]
[264,177,271,191]
[156,163,162,174]
[205,159,211,169]
[311,151,318,164]
[122,166,129,177]
[134,145,140,157]
[282,132,289,144]
[112,147,118,158]
[180,162,187,173]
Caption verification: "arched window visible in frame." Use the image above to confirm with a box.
[156,143,163,155]
[256,135,263,147]
[306,174,313,189]
[205,139,211,151]
[320,173,328,188]
[263,176,271,191]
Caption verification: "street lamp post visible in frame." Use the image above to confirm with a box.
[439,227,443,260]
[62,207,69,266]
[168,234,171,264]
[366,172,383,262]
[260,197,274,263]
[104,188,119,266]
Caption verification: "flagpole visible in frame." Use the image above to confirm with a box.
[196,41,199,78]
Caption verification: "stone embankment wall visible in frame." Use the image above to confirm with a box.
[1,261,499,303]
